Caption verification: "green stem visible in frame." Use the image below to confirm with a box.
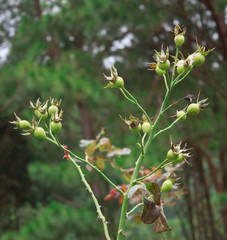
[163,74,169,91]
[117,88,172,240]
[171,47,179,83]
[120,88,135,104]
[121,88,153,127]
[174,66,194,84]
[126,203,143,218]
[68,155,111,240]
[136,158,169,182]
[161,98,184,114]
[53,135,124,196]
[153,112,187,139]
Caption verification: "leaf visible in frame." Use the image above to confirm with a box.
[141,197,160,224]
[95,156,105,170]
[107,148,131,157]
[97,137,112,152]
[79,139,94,148]
[145,182,161,205]
[85,140,97,156]
[153,204,171,233]
[128,184,147,199]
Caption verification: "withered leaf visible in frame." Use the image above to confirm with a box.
[141,197,160,224]
[153,204,171,233]
[145,182,161,205]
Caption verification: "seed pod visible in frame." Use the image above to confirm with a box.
[19,120,31,130]
[48,105,58,116]
[161,179,173,192]
[174,34,185,47]
[158,60,170,71]
[174,153,185,163]
[177,110,187,121]
[187,103,200,115]
[129,123,141,133]
[50,121,62,134]
[113,77,124,88]
[155,66,166,76]
[142,122,152,134]
[193,52,205,66]
[167,149,178,161]
[34,127,47,139]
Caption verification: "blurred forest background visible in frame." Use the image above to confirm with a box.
[0,0,227,239]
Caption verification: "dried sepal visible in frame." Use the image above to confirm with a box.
[174,24,186,36]
[30,98,41,110]
[154,46,169,63]
[9,113,21,129]
[196,39,215,56]
[120,114,140,127]
[50,98,62,107]
[103,66,119,88]
[170,137,192,159]
[147,62,157,71]
[52,109,64,122]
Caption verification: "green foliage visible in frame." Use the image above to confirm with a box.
[2,201,102,240]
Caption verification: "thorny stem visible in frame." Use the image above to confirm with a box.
[126,203,143,218]
[68,154,111,240]
[45,133,112,239]
[54,134,124,196]
[43,122,124,196]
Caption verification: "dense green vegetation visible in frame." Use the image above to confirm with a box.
[0,0,226,239]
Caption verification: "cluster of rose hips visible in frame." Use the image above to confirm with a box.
[10,98,63,139]
[148,25,214,76]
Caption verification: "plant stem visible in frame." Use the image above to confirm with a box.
[153,112,187,139]
[52,135,124,196]
[68,155,111,240]
[163,74,169,91]
[43,122,124,196]
[136,159,169,182]
[121,88,153,127]
[126,203,143,218]
[171,47,179,83]
[116,88,172,240]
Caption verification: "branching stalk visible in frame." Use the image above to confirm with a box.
[121,88,153,127]
[154,113,187,139]
[126,203,143,218]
